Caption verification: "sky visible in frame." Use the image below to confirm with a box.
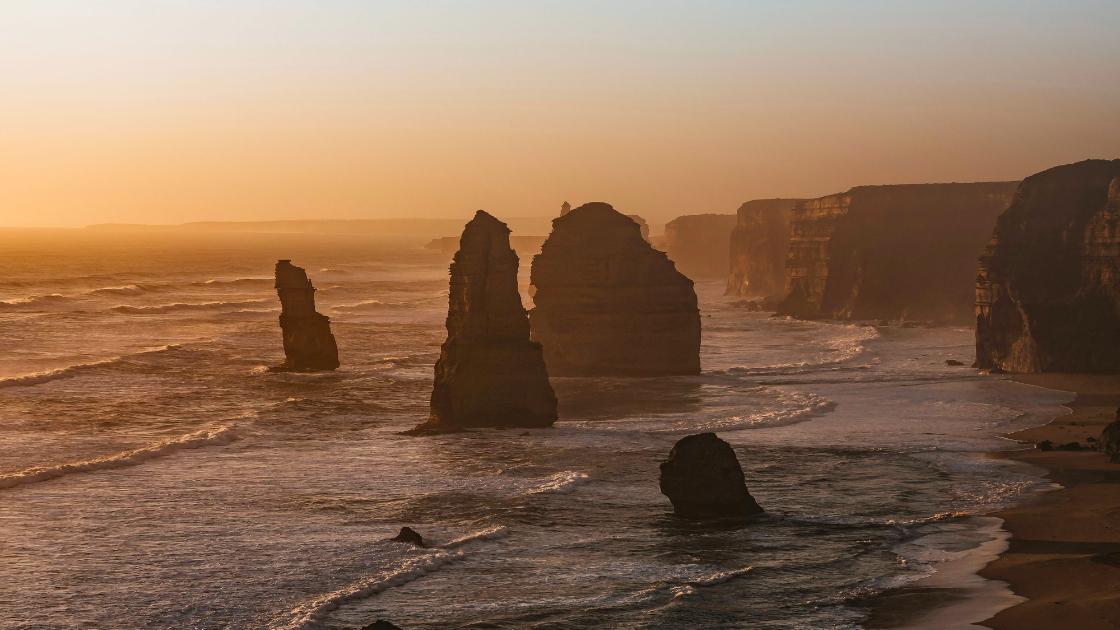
[2,0,1119,227]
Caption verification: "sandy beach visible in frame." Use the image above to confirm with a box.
[979,374,1120,629]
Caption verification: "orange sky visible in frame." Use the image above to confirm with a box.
[2,1,1119,227]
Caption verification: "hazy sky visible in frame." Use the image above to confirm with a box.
[2,1,1119,227]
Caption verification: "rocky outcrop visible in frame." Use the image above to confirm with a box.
[529,202,701,376]
[663,213,737,279]
[976,160,1120,372]
[412,211,557,433]
[1103,419,1120,463]
[777,182,1018,323]
[659,432,763,519]
[273,260,340,371]
[390,527,425,547]
[726,199,802,298]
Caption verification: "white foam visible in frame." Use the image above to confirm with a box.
[524,471,591,496]
[112,299,270,314]
[728,324,879,376]
[692,390,836,433]
[0,345,181,388]
[0,424,238,490]
[671,566,755,599]
[0,294,70,309]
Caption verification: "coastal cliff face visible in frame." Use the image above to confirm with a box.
[529,202,701,376]
[777,182,1018,323]
[274,260,340,371]
[726,199,801,298]
[416,211,557,432]
[663,213,737,279]
[976,160,1120,372]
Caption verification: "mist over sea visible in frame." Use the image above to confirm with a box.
[0,230,1070,629]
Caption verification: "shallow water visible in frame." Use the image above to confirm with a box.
[0,230,1070,629]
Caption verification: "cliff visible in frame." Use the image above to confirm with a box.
[529,202,701,376]
[413,211,557,432]
[663,213,737,279]
[273,260,340,371]
[777,182,1018,323]
[976,160,1120,372]
[726,199,802,298]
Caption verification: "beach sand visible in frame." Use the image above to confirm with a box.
[978,374,1120,630]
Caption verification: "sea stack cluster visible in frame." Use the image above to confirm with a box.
[663,213,738,279]
[659,433,763,519]
[725,199,802,298]
[273,260,340,371]
[529,202,701,376]
[976,160,1120,372]
[412,211,557,433]
[777,182,1018,323]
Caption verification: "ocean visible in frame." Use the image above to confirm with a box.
[0,229,1071,629]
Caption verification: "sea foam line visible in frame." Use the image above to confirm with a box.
[0,424,238,490]
[0,345,181,388]
[276,526,508,630]
[524,471,591,495]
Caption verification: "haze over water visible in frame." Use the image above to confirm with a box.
[0,231,1070,628]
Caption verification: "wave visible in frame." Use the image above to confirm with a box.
[525,471,591,495]
[669,566,755,600]
[86,283,163,296]
[277,526,508,630]
[329,299,402,312]
[722,325,879,376]
[0,345,182,388]
[112,299,270,314]
[0,424,237,490]
[686,390,836,433]
[196,277,272,287]
[0,294,71,310]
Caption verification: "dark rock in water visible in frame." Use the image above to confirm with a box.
[726,199,803,298]
[390,527,425,547]
[976,160,1120,372]
[777,182,1018,323]
[1056,441,1086,451]
[273,260,340,371]
[945,359,965,366]
[659,433,763,519]
[1101,421,1120,463]
[663,213,737,279]
[1037,440,1053,451]
[529,202,701,376]
[410,211,557,433]
[360,621,404,630]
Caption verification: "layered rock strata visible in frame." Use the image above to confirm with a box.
[659,432,763,519]
[529,202,701,376]
[663,213,737,279]
[726,199,802,298]
[273,260,340,371]
[777,182,1018,323]
[413,211,557,432]
[976,160,1120,372]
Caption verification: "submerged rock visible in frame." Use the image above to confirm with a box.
[273,260,340,371]
[390,527,425,547]
[976,160,1120,372]
[726,199,803,298]
[777,182,1018,323]
[663,213,737,279]
[659,433,763,519]
[411,211,557,433]
[529,202,701,376]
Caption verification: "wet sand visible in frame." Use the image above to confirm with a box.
[979,374,1120,630]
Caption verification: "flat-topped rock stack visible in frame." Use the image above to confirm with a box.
[776,182,1018,323]
[412,211,557,433]
[726,199,802,298]
[663,213,737,279]
[529,202,700,376]
[273,260,340,371]
[976,160,1120,372]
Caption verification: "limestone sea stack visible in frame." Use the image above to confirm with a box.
[663,213,737,279]
[529,202,701,376]
[976,160,1120,372]
[777,182,1018,323]
[273,260,340,371]
[412,211,557,433]
[726,199,803,298]
[659,432,763,519]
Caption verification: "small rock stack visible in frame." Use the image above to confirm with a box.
[273,260,340,371]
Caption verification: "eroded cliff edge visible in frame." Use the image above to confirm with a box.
[976,159,1120,372]
[776,182,1018,323]
[726,199,802,298]
[663,213,737,279]
[274,260,340,371]
[529,202,701,376]
[413,211,557,432]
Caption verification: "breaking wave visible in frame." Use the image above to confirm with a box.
[112,299,270,314]
[0,345,181,388]
[86,284,163,296]
[725,325,879,376]
[525,471,591,495]
[0,425,238,490]
[0,294,71,310]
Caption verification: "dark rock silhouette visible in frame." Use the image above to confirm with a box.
[726,199,803,298]
[777,182,1018,323]
[360,621,403,630]
[410,211,557,433]
[1103,419,1120,463]
[976,160,1120,372]
[529,202,700,376]
[390,526,425,547]
[560,200,572,216]
[273,260,340,371]
[659,432,763,519]
[663,213,737,279]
